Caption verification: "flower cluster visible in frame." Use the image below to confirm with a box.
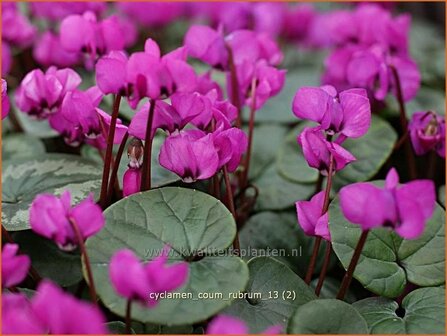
[321,4,421,102]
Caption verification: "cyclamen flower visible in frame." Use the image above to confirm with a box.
[409,111,445,158]
[2,42,12,76]
[30,191,105,251]
[2,79,10,119]
[207,315,282,335]
[117,2,186,28]
[340,168,435,239]
[2,2,36,47]
[109,248,189,306]
[60,11,126,68]
[33,31,80,68]
[2,280,107,334]
[2,244,31,288]
[296,191,330,241]
[123,168,142,197]
[298,127,356,174]
[212,126,248,172]
[293,85,371,140]
[30,2,106,21]
[15,67,81,119]
[159,130,219,183]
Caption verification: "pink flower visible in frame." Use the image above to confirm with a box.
[15,67,81,119]
[2,244,31,288]
[109,247,189,306]
[95,50,129,95]
[2,79,10,119]
[282,4,316,43]
[123,168,142,197]
[30,191,105,251]
[117,2,186,28]
[60,11,126,68]
[409,111,445,158]
[2,42,12,76]
[30,2,106,21]
[298,127,356,174]
[340,168,436,239]
[2,2,36,47]
[296,191,330,241]
[159,130,219,183]
[33,31,80,68]
[212,126,248,172]
[32,281,107,334]
[293,85,371,139]
[2,293,46,334]
[207,315,282,335]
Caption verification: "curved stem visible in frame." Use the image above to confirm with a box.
[140,99,156,191]
[106,131,129,205]
[125,299,132,334]
[315,240,331,296]
[240,78,257,193]
[226,45,242,128]
[336,230,370,300]
[69,218,97,305]
[390,65,417,179]
[223,165,240,256]
[99,95,121,208]
[305,237,322,284]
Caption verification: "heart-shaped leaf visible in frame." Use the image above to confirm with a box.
[86,187,249,325]
[239,211,334,277]
[222,257,316,333]
[310,277,356,303]
[353,287,445,334]
[329,193,445,298]
[2,154,102,231]
[288,299,368,334]
[2,134,46,161]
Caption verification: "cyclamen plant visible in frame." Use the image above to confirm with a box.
[1,2,445,335]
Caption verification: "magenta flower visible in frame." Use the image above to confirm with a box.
[293,85,371,139]
[117,2,185,28]
[282,4,315,43]
[2,293,46,334]
[15,67,81,119]
[33,31,80,68]
[60,11,125,68]
[296,191,330,241]
[213,126,248,172]
[123,168,142,197]
[30,2,106,21]
[207,315,282,335]
[196,71,224,99]
[2,79,10,119]
[95,50,129,95]
[340,168,436,239]
[2,244,31,289]
[409,111,445,158]
[159,130,219,183]
[2,42,12,76]
[30,191,105,251]
[32,280,107,334]
[298,127,356,174]
[2,2,36,47]
[109,247,189,306]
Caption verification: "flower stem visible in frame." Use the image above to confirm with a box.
[315,240,331,296]
[69,218,97,305]
[140,99,156,191]
[106,131,129,205]
[390,65,417,180]
[223,165,240,256]
[99,95,121,208]
[304,154,334,284]
[125,299,132,334]
[226,45,242,128]
[240,78,257,193]
[336,230,370,300]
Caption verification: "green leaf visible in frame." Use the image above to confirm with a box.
[310,277,356,303]
[81,132,178,190]
[329,193,445,298]
[106,322,135,334]
[2,154,102,231]
[86,187,249,325]
[222,257,316,333]
[12,230,82,287]
[276,122,319,183]
[254,164,314,211]
[288,299,368,334]
[248,124,289,180]
[332,116,397,190]
[2,134,46,161]
[243,69,319,124]
[439,185,445,207]
[239,211,334,277]
[353,287,445,334]
[14,109,58,138]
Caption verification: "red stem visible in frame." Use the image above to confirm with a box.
[226,45,242,128]
[99,95,121,208]
[69,218,97,305]
[315,240,331,296]
[140,99,156,191]
[125,299,132,334]
[223,165,240,256]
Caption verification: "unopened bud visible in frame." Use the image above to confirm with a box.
[127,138,144,168]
